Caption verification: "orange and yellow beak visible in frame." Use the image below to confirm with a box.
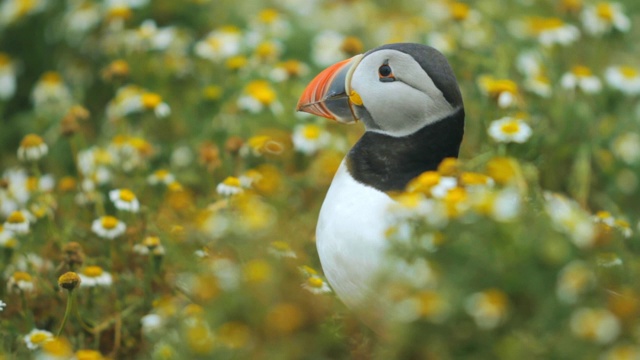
[296,54,363,124]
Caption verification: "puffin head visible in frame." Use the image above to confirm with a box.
[297,43,463,137]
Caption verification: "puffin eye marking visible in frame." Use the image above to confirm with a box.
[378,64,395,82]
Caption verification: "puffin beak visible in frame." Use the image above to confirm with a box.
[296,54,364,124]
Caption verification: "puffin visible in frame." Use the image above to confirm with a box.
[297,43,464,322]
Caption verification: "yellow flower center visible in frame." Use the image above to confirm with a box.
[486,79,518,96]
[259,8,279,23]
[300,265,318,276]
[500,121,521,135]
[450,2,470,21]
[486,157,518,185]
[307,277,324,288]
[460,172,490,186]
[101,216,119,230]
[143,236,160,248]
[203,85,223,100]
[484,289,508,308]
[20,134,45,148]
[7,211,26,224]
[107,6,132,20]
[225,55,248,70]
[302,125,322,140]
[572,65,592,77]
[58,176,77,192]
[141,93,162,109]
[75,349,104,360]
[29,332,51,345]
[282,60,303,76]
[12,271,32,282]
[223,176,241,187]
[437,157,459,176]
[561,0,583,12]
[271,241,291,251]
[244,259,272,283]
[619,66,639,79]
[0,53,10,66]
[129,137,152,155]
[407,171,441,193]
[393,192,422,208]
[596,3,614,21]
[108,59,130,77]
[41,71,62,84]
[154,169,169,179]
[341,36,363,56]
[245,80,276,105]
[83,266,104,278]
[529,17,565,33]
[41,338,72,356]
[596,210,612,220]
[118,189,136,202]
[255,42,278,59]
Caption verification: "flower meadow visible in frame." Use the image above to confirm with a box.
[1,0,640,358]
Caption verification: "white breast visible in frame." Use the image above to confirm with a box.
[316,160,395,309]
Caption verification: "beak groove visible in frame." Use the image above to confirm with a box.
[297,55,363,123]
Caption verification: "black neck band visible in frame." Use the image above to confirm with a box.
[346,109,465,192]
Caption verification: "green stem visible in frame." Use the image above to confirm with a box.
[57,290,75,337]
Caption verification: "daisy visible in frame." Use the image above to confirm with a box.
[561,65,602,93]
[109,188,140,212]
[4,209,35,234]
[240,135,284,157]
[544,192,596,248]
[147,169,176,186]
[237,80,282,114]
[268,241,297,258]
[24,329,53,350]
[406,171,458,199]
[556,261,595,304]
[91,216,126,240]
[249,8,291,39]
[0,0,46,26]
[291,124,331,155]
[581,2,631,36]
[269,60,309,82]
[516,50,543,78]
[611,133,640,164]
[311,30,347,67]
[7,271,34,293]
[602,345,640,360]
[487,117,532,144]
[133,236,165,256]
[570,308,620,344]
[31,71,72,109]
[528,17,580,46]
[216,176,243,196]
[78,266,113,287]
[0,52,17,100]
[0,300,5,311]
[524,74,552,97]
[39,337,74,359]
[140,92,171,118]
[302,276,332,294]
[478,76,519,108]
[17,134,48,162]
[605,66,640,95]
[464,289,509,330]
[194,26,243,62]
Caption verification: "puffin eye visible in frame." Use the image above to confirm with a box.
[378,64,395,82]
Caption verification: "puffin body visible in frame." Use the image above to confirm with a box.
[298,43,464,313]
